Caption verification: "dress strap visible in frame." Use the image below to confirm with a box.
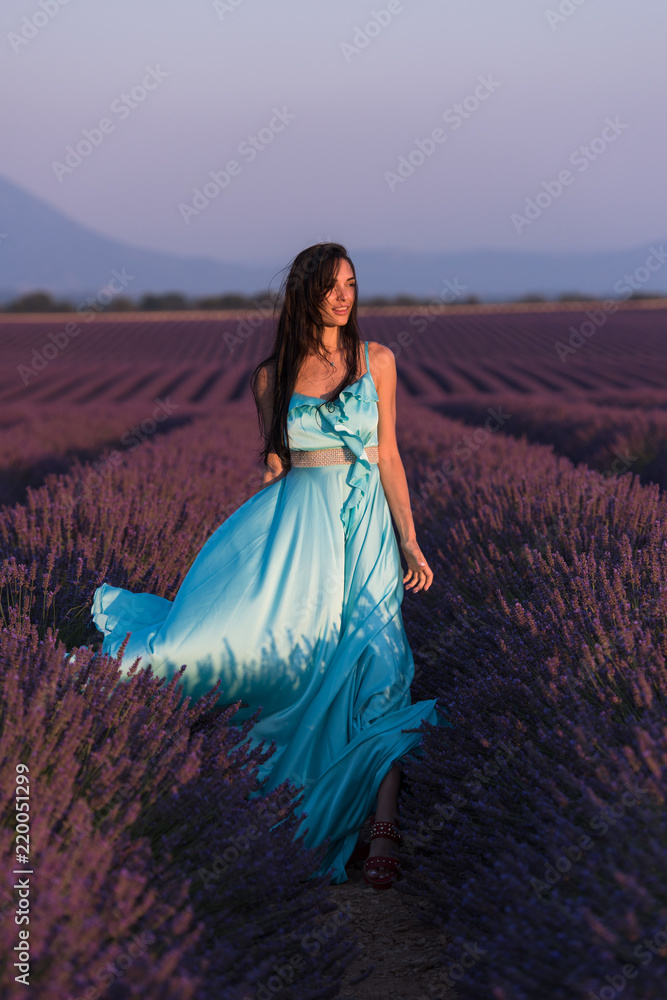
[364,339,369,372]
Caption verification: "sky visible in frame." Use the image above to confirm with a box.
[1,0,664,270]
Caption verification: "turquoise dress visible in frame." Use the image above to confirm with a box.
[91,340,445,883]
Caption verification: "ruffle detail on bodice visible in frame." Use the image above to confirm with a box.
[287,366,379,535]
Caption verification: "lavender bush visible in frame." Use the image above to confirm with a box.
[0,408,262,645]
[0,400,191,507]
[432,394,667,489]
[0,613,358,999]
[394,408,667,999]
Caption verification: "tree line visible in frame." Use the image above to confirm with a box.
[0,289,663,313]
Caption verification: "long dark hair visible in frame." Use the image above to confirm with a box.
[250,242,364,470]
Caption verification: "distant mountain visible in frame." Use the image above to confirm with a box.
[1,175,666,302]
[0,176,271,303]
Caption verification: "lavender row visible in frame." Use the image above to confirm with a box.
[393,408,667,998]
[0,399,207,508]
[431,393,667,489]
[0,613,358,998]
[0,408,264,645]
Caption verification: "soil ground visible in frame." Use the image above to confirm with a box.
[326,816,458,1000]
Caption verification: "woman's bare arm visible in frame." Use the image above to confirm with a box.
[372,342,433,593]
[255,362,289,490]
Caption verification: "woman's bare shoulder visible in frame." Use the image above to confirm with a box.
[366,341,394,361]
[366,341,396,386]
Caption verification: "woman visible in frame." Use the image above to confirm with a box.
[91,242,445,889]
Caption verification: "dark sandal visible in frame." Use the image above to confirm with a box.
[363,817,402,889]
[363,854,400,889]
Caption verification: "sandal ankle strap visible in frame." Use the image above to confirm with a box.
[370,820,402,845]
[365,855,400,869]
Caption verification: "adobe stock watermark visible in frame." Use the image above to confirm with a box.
[220,469,267,522]
[197,785,299,889]
[76,397,181,497]
[212,0,246,19]
[539,446,644,555]
[555,245,667,362]
[179,107,296,224]
[16,267,135,384]
[403,738,523,850]
[222,296,276,354]
[197,824,263,888]
[545,0,589,31]
[587,918,667,1000]
[543,448,643,529]
[384,75,501,192]
[241,905,352,1000]
[339,0,412,64]
[358,275,468,378]
[408,276,470,334]
[55,398,180,514]
[66,726,243,853]
[411,405,513,511]
[360,274,469,379]
[8,0,75,55]
[429,941,487,993]
[64,930,155,1000]
[272,565,342,654]
[511,116,629,234]
[51,66,169,181]
[530,780,649,900]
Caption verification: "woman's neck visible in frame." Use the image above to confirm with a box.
[317,324,342,353]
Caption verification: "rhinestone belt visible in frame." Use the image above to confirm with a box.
[289,445,379,467]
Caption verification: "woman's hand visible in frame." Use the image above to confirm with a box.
[400,538,433,593]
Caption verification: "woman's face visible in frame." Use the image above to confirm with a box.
[318,258,356,329]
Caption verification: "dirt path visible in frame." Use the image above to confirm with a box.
[325,825,458,1000]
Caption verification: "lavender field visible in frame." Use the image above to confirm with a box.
[1,303,666,1000]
